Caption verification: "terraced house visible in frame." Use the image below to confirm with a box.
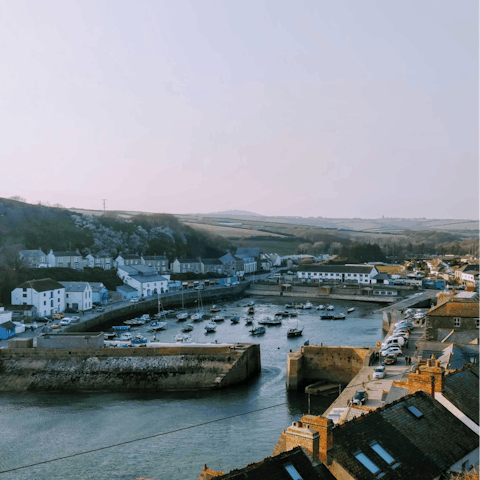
[297,265,379,284]
[11,278,65,316]
[47,250,83,269]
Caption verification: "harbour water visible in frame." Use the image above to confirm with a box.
[0,297,383,480]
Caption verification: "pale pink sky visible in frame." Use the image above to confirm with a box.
[1,0,478,219]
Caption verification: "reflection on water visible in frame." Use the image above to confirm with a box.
[0,298,383,480]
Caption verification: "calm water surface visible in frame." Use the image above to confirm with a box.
[0,297,383,480]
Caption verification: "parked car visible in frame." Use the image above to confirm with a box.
[381,346,402,357]
[130,297,139,303]
[53,313,64,320]
[96,307,105,312]
[352,390,368,406]
[60,317,72,326]
[384,354,397,365]
[195,286,204,290]
[70,316,80,323]
[373,366,386,379]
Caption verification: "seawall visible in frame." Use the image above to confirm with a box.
[0,343,261,392]
[66,282,251,333]
[286,344,374,391]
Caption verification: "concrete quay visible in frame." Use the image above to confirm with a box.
[323,320,425,416]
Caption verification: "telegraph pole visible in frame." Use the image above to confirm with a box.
[102,199,106,214]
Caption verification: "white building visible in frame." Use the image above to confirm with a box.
[18,249,48,268]
[117,265,169,298]
[60,282,93,311]
[47,250,83,269]
[297,265,379,284]
[11,278,66,317]
[85,254,113,270]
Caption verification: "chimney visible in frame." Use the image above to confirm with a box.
[285,420,320,462]
[298,415,334,464]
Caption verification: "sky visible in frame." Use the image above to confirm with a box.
[1,0,478,219]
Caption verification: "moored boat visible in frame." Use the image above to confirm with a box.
[182,324,194,332]
[248,307,255,315]
[333,313,346,320]
[230,317,240,324]
[287,327,303,337]
[176,312,189,321]
[316,304,325,310]
[320,314,334,320]
[347,308,355,313]
[148,322,167,331]
[212,315,224,322]
[210,305,221,313]
[303,301,313,309]
[205,322,217,332]
[285,302,294,309]
[131,334,148,344]
[119,333,133,341]
[250,325,266,335]
[326,305,334,311]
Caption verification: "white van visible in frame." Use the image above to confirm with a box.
[384,335,405,347]
[381,337,403,349]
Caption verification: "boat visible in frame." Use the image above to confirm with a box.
[191,289,205,321]
[303,301,313,309]
[176,312,189,321]
[287,327,303,337]
[131,334,148,344]
[230,317,240,324]
[175,333,192,342]
[212,315,225,322]
[148,322,167,332]
[326,305,334,311]
[294,303,304,309]
[191,312,204,321]
[205,322,217,332]
[103,332,116,339]
[259,317,282,326]
[182,324,194,332]
[285,302,294,309]
[140,314,151,322]
[112,325,130,331]
[316,305,325,310]
[250,324,266,335]
[347,308,355,313]
[333,314,346,320]
[290,311,298,318]
[119,333,133,341]
[248,307,255,315]
[274,312,284,318]
[245,318,253,325]
[320,314,334,320]
[282,311,290,317]
[247,301,255,306]
[210,305,221,313]
[124,318,145,326]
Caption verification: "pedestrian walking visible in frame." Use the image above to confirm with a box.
[409,357,412,365]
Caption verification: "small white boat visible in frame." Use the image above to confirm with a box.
[303,302,313,309]
[104,332,116,339]
[119,333,133,341]
[176,312,189,321]
[182,324,194,332]
[294,303,304,309]
[210,305,221,312]
[124,318,145,326]
[333,313,346,320]
[175,333,192,342]
[205,322,217,332]
[285,302,294,309]
[316,305,325,310]
[140,314,151,322]
[132,334,148,344]
[327,305,334,311]
[245,318,253,325]
[347,308,355,313]
[259,317,282,326]
[212,315,224,322]
[247,301,255,306]
[191,312,204,321]
[148,322,167,332]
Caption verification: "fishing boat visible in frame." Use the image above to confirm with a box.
[285,302,294,308]
[119,333,133,341]
[303,301,313,309]
[248,307,255,315]
[230,317,240,324]
[140,314,151,322]
[205,322,217,333]
[175,333,192,342]
[247,301,255,306]
[290,311,298,317]
[212,315,225,322]
[250,324,266,335]
[131,334,148,344]
[274,311,284,318]
[316,305,325,310]
[347,308,355,313]
[113,325,130,331]
[294,303,304,309]
[148,321,167,332]
[326,305,334,311]
[181,324,194,332]
[176,312,189,321]
[103,332,116,340]
[287,326,303,337]
[210,305,221,313]
[320,314,334,320]
[245,318,253,325]
[333,313,346,320]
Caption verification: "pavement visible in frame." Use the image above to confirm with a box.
[323,319,425,415]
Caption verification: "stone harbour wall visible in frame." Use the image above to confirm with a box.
[286,345,374,391]
[0,343,261,392]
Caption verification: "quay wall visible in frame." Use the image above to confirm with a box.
[247,285,396,303]
[0,343,261,392]
[66,283,250,333]
[286,345,374,391]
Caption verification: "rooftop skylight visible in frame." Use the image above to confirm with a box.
[354,451,381,474]
[407,406,423,418]
[370,441,395,465]
[284,464,303,480]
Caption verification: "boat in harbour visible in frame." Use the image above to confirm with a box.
[175,333,192,342]
[210,305,221,313]
[181,324,194,332]
[316,305,325,310]
[290,311,298,317]
[148,322,167,332]
[285,302,294,308]
[205,322,217,332]
[131,334,148,344]
[103,332,116,340]
[119,333,133,341]
[230,317,240,324]
[287,326,303,337]
[326,305,334,311]
[303,301,313,309]
[347,308,355,313]
[250,324,266,335]
[191,289,205,321]
[212,315,225,322]
[245,318,253,325]
[333,313,346,320]
[294,303,304,309]
[259,317,282,326]
[248,307,255,315]
[124,318,145,326]
[320,314,334,320]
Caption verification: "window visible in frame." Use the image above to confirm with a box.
[354,451,381,474]
[476,319,479,328]
[370,442,395,465]
[407,406,423,418]
[23,294,27,298]
[284,464,303,480]
[454,318,461,327]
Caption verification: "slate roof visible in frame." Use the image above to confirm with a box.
[116,285,138,293]
[143,255,168,261]
[437,329,480,345]
[89,282,106,292]
[384,385,410,404]
[428,299,479,318]
[211,446,333,480]
[16,278,65,292]
[236,247,260,258]
[329,391,479,480]
[442,364,479,425]
[457,264,479,273]
[130,274,168,284]
[19,249,46,257]
[201,259,223,265]
[299,265,376,274]
[51,251,81,257]
[175,258,201,264]
[59,281,91,292]
[373,273,389,280]
[119,254,142,260]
